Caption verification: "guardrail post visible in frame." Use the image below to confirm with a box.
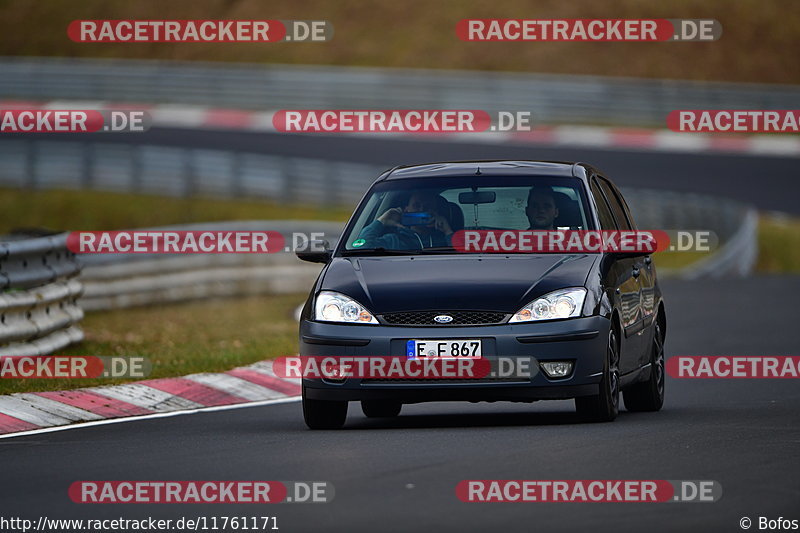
[282,157,295,204]
[24,140,37,189]
[230,151,243,198]
[131,145,143,193]
[81,142,94,189]
[183,148,195,197]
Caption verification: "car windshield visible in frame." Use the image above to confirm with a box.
[340,176,593,253]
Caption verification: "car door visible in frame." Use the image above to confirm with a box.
[592,176,645,374]
[613,183,657,331]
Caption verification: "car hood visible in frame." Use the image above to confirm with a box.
[319,254,597,314]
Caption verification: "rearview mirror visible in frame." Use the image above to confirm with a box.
[458,191,496,204]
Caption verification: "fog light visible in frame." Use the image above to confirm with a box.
[540,361,573,378]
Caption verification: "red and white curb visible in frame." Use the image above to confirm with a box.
[2,99,799,157]
[0,360,300,438]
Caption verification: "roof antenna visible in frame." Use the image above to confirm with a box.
[475,167,482,175]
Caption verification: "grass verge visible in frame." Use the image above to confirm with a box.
[0,187,350,234]
[757,214,800,273]
[652,250,711,271]
[0,293,305,395]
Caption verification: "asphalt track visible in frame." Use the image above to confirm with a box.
[10,127,800,214]
[1,276,798,532]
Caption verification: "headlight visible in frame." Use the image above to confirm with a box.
[314,291,378,324]
[509,288,587,322]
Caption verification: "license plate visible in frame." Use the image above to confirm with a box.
[406,339,482,358]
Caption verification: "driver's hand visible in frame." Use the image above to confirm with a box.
[378,207,403,227]
[432,214,453,235]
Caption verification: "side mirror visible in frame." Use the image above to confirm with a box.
[611,232,660,258]
[296,240,332,264]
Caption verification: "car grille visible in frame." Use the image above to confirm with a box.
[380,311,507,326]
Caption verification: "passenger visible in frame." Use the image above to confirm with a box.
[526,187,560,230]
[359,191,453,249]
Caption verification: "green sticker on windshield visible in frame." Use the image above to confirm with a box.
[352,239,366,248]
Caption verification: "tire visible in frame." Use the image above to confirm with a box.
[623,321,665,412]
[302,386,348,429]
[575,327,620,422]
[361,400,402,418]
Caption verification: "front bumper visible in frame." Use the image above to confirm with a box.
[300,315,610,402]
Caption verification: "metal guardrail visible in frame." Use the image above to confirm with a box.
[78,221,344,311]
[1,57,799,127]
[679,209,759,279]
[0,139,385,205]
[623,189,758,278]
[0,233,84,356]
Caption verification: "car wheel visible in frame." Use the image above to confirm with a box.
[361,400,402,418]
[575,327,619,422]
[302,386,348,429]
[623,321,665,412]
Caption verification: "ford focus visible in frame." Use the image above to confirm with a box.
[297,161,666,429]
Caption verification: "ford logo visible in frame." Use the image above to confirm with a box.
[434,315,453,324]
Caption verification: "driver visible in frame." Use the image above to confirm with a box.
[358,191,453,249]
[526,186,560,230]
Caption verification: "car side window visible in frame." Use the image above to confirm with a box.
[615,188,638,230]
[590,179,617,230]
[597,178,632,231]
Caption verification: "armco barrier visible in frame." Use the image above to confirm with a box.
[77,221,344,311]
[678,209,759,279]
[0,139,386,205]
[623,189,758,278]
[1,57,799,127]
[0,233,84,356]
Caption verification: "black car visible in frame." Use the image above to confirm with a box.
[297,161,666,429]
